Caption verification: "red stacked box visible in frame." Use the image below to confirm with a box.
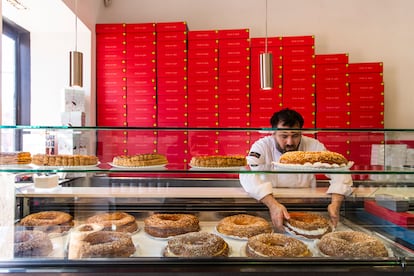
[315,53,351,128]
[187,30,220,157]
[250,37,283,128]
[126,23,157,129]
[348,62,385,168]
[217,131,251,156]
[217,29,251,128]
[157,130,189,166]
[348,62,384,129]
[282,35,316,128]
[156,21,188,128]
[96,24,128,162]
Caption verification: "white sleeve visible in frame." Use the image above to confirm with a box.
[239,140,273,201]
[326,173,354,196]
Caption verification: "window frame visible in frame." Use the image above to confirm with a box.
[2,17,31,150]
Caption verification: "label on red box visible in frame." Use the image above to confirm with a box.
[157,31,187,41]
[219,104,250,113]
[219,85,250,94]
[188,58,218,68]
[219,66,250,76]
[316,73,349,84]
[218,29,250,39]
[99,78,127,87]
[282,35,315,46]
[188,30,219,40]
[188,48,218,59]
[97,59,126,70]
[220,47,250,57]
[126,77,155,87]
[188,86,218,94]
[156,21,188,32]
[283,45,315,56]
[188,67,218,77]
[316,118,350,128]
[350,82,384,93]
[126,32,156,42]
[219,94,250,105]
[126,59,155,70]
[127,95,156,105]
[250,37,283,48]
[127,85,156,95]
[350,91,384,102]
[349,72,383,83]
[126,42,156,53]
[158,94,188,105]
[219,39,250,49]
[97,68,126,79]
[316,63,348,75]
[316,101,350,112]
[188,113,219,128]
[315,54,349,64]
[98,104,126,114]
[187,76,218,87]
[283,92,314,102]
[97,51,126,61]
[218,76,250,87]
[157,76,187,89]
[352,101,384,112]
[97,33,126,44]
[157,67,187,78]
[188,103,218,113]
[219,57,250,68]
[188,39,219,49]
[219,113,250,127]
[96,24,125,34]
[283,64,315,75]
[126,51,156,62]
[188,94,218,105]
[127,104,156,114]
[316,82,349,93]
[126,69,156,79]
[126,23,156,33]
[283,83,315,94]
[350,111,384,128]
[348,62,383,73]
[157,40,187,51]
[283,54,315,65]
[157,49,187,61]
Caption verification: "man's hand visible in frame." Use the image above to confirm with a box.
[328,193,344,228]
[260,194,290,232]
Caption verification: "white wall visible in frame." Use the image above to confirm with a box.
[93,0,414,129]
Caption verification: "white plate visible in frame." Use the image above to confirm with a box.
[189,165,247,171]
[0,164,32,169]
[108,163,167,170]
[31,162,101,170]
[272,161,354,171]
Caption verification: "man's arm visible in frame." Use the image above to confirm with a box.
[327,193,344,228]
[260,194,290,232]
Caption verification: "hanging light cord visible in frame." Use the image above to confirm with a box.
[75,0,78,51]
[265,0,268,53]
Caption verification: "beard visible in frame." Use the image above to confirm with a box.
[276,143,299,154]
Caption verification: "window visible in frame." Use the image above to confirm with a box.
[2,18,30,151]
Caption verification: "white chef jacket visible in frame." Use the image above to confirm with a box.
[239,135,353,201]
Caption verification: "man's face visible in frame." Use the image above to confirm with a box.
[273,122,302,153]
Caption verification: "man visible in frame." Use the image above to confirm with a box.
[239,108,353,232]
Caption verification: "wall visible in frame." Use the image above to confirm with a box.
[94,0,414,129]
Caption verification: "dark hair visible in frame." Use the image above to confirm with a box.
[270,108,304,128]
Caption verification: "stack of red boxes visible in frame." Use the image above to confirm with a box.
[156,22,189,165]
[348,62,385,167]
[282,35,316,129]
[156,22,188,128]
[315,53,351,160]
[249,37,283,128]
[125,23,158,156]
[187,30,220,157]
[217,29,251,155]
[96,24,128,162]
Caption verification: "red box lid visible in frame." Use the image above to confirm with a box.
[315,54,349,64]
[188,48,218,59]
[220,47,250,57]
[156,21,188,32]
[283,45,315,56]
[283,64,316,75]
[126,23,156,33]
[316,63,348,75]
[316,73,349,84]
[187,85,218,94]
[350,82,384,93]
[126,32,156,42]
[219,38,250,49]
[188,30,219,40]
[250,37,283,48]
[126,42,156,53]
[282,35,315,46]
[126,95,156,105]
[188,39,219,49]
[96,23,126,33]
[187,76,218,87]
[283,54,315,65]
[218,29,250,39]
[349,72,383,83]
[127,103,156,114]
[157,40,187,51]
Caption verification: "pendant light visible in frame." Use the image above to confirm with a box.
[69,0,83,87]
[260,0,273,90]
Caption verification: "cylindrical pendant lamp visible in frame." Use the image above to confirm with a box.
[69,51,83,87]
[260,52,273,90]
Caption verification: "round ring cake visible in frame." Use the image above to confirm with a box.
[284,212,332,239]
[317,231,389,257]
[164,232,229,257]
[279,151,349,167]
[86,212,138,233]
[20,211,74,234]
[216,214,273,239]
[78,231,136,258]
[68,223,104,259]
[112,153,167,167]
[14,230,53,257]
[144,213,200,238]
[246,233,312,257]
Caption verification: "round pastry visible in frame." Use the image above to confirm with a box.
[284,212,332,239]
[78,231,136,258]
[164,232,229,257]
[279,151,348,167]
[68,223,104,259]
[144,213,200,238]
[216,214,272,239]
[112,153,167,167]
[190,155,247,168]
[14,230,53,257]
[20,211,73,234]
[32,154,98,166]
[86,212,138,233]
[317,231,388,257]
[246,233,312,257]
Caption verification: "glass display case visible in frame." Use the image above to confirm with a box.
[1,126,414,275]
